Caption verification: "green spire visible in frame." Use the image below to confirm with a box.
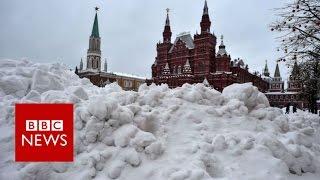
[274,63,281,77]
[91,12,100,38]
[263,60,270,77]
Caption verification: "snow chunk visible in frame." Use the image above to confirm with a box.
[72,87,88,100]
[222,83,269,111]
[108,160,125,179]
[131,131,156,151]
[22,90,41,102]
[145,141,165,159]
[88,97,118,120]
[111,106,134,125]
[114,124,138,147]
[122,148,141,166]
[31,69,64,93]
[0,75,29,97]
[213,135,228,151]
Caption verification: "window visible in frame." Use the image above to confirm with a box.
[124,80,133,88]
[178,66,182,74]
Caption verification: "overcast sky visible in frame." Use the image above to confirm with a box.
[0,0,289,79]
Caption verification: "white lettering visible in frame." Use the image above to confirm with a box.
[22,134,33,146]
[60,134,67,146]
[34,134,42,146]
[51,120,63,131]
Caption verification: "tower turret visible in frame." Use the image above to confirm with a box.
[217,35,227,56]
[268,61,284,92]
[104,59,108,72]
[86,7,101,71]
[80,58,83,70]
[263,60,270,77]
[163,8,172,43]
[216,35,230,72]
[200,0,211,34]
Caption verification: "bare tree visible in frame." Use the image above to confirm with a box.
[270,0,320,113]
[271,0,320,61]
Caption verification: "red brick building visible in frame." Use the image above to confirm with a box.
[149,1,268,92]
[265,61,306,109]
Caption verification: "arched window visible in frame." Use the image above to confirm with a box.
[178,66,182,74]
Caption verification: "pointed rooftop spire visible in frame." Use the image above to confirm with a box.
[203,77,209,86]
[183,59,192,74]
[91,7,100,38]
[165,8,170,26]
[220,35,225,47]
[274,62,281,77]
[163,8,172,42]
[263,60,270,77]
[291,60,300,77]
[217,35,227,56]
[185,59,190,66]
[104,58,108,72]
[200,0,211,33]
[165,62,169,69]
[80,58,83,70]
[203,0,209,15]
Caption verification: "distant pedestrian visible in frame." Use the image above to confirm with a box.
[293,105,297,113]
[285,104,290,114]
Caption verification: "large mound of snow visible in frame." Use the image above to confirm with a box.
[0,59,320,180]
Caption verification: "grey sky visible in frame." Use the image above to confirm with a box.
[0,0,289,79]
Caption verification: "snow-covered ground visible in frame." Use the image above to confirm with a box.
[0,59,320,180]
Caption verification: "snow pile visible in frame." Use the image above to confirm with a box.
[1,59,320,180]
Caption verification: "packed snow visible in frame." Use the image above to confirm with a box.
[0,59,320,180]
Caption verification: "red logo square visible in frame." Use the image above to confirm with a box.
[15,103,74,162]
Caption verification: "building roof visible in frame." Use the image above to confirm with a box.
[112,72,146,80]
[265,91,298,95]
[91,13,100,38]
[79,69,146,80]
[169,33,194,53]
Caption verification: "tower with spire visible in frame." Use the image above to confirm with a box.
[268,62,284,92]
[86,7,101,71]
[153,8,173,79]
[200,0,211,34]
[77,7,146,91]
[79,58,83,71]
[287,61,302,92]
[262,60,270,77]
[193,0,217,75]
[216,35,231,72]
[163,8,172,43]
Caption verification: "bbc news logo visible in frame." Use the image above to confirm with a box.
[15,104,73,162]
[23,120,67,147]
